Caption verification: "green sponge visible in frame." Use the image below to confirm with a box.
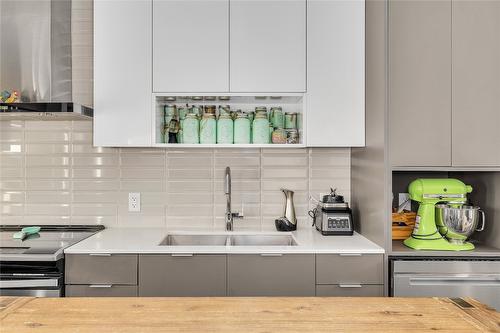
[13,226,41,240]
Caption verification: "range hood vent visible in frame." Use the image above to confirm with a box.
[0,0,93,118]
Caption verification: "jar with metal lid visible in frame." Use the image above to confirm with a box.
[252,112,270,144]
[178,106,188,120]
[218,105,231,117]
[182,113,199,144]
[217,114,233,144]
[271,107,284,129]
[234,113,251,144]
[204,105,216,117]
[272,128,287,144]
[164,104,177,143]
[255,106,267,118]
[285,112,297,129]
[200,114,216,144]
[190,105,203,118]
[286,129,299,144]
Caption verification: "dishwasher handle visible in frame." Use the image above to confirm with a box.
[409,275,500,286]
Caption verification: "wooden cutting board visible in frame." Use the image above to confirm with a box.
[1,296,499,333]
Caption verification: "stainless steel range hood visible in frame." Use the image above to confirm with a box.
[0,0,93,118]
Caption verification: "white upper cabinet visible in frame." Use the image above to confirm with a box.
[306,0,365,147]
[153,0,229,93]
[94,0,152,147]
[229,0,306,93]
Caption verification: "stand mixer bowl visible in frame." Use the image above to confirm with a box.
[435,205,485,243]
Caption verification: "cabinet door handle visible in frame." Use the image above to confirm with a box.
[339,253,362,256]
[89,253,112,256]
[171,253,193,257]
[260,253,283,257]
[89,284,113,288]
[339,284,362,288]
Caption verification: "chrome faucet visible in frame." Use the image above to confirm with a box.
[225,167,243,231]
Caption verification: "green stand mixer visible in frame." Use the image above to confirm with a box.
[404,178,477,251]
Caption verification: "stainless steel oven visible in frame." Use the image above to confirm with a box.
[0,260,64,297]
[0,225,104,297]
[390,257,500,311]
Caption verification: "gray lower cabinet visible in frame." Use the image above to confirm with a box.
[65,254,138,285]
[316,254,383,285]
[316,285,383,297]
[227,254,315,296]
[138,254,226,297]
[65,285,138,297]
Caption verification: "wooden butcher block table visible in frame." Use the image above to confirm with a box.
[0,297,499,333]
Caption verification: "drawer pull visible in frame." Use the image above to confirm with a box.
[260,253,283,257]
[89,253,112,256]
[171,253,194,257]
[339,284,362,288]
[89,284,113,288]
[339,253,362,257]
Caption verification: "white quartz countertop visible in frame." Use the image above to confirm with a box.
[64,227,385,254]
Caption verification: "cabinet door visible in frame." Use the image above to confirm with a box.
[389,0,452,166]
[153,0,229,93]
[65,254,138,285]
[452,0,500,167]
[306,0,365,147]
[138,254,226,296]
[94,0,152,146]
[229,0,306,92]
[227,254,315,296]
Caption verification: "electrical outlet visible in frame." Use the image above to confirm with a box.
[128,193,141,212]
[398,193,411,211]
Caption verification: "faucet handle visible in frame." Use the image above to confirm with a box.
[232,212,243,219]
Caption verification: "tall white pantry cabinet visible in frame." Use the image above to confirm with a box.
[94,0,365,147]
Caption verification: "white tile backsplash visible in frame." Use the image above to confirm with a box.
[0,120,351,229]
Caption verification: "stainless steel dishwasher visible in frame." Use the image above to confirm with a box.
[390,257,500,310]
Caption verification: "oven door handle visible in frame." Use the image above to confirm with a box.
[0,278,59,288]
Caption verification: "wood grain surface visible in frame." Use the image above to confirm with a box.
[1,297,499,333]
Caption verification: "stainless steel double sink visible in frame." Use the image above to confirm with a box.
[159,234,298,246]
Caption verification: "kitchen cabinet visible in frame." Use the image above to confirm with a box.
[229,0,306,93]
[316,254,383,285]
[65,254,138,285]
[93,0,152,147]
[306,0,365,147]
[138,254,226,297]
[451,0,500,167]
[152,0,229,93]
[227,254,315,296]
[388,0,452,166]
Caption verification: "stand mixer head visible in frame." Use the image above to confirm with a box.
[404,178,475,251]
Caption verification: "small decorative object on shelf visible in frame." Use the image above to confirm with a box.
[163,104,177,143]
[285,112,297,129]
[217,113,233,144]
[0,90,20,103]
[182,113,200,144]
[234,112,251,144]
[272,128,287,144]
[286,129,299,144]
[271,106,284,129]
[200,113,216,144]
[252,111,270,144]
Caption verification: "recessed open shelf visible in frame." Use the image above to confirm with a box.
[153,93,305,148]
